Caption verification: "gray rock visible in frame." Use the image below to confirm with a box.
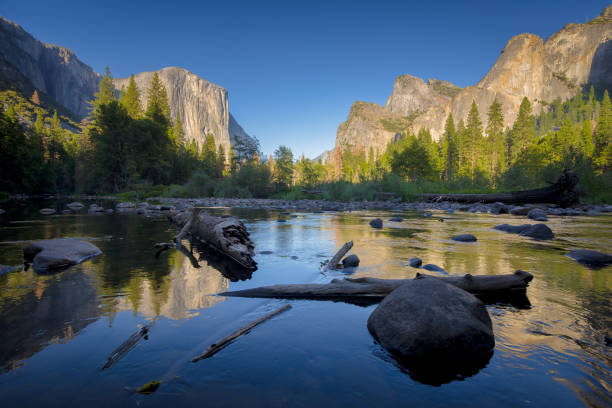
[367,278,494,362]
[408,257,422,268]
[494,223,554,240]
[422,264,446,273]
[490,202,508,214]
[369,218,383,229]
[389,217,403,222]
[39,208,56,215]
[451,234,477,242]
[527,208,548,221]
[116,202,135,209]
[342,254,360,268]
[567,250,612,269]
[23,239,102,272]
[62,210,71,214]
[510,206,530,216]
[66,202,84,209]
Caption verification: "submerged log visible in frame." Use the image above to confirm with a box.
[102,321,154,370]
[417,170,580,206]
[220,270,533,301]
[192,304,292,362]
[169,209,256,270]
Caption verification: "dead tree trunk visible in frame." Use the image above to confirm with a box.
[417,170,580,206]
[324,241,353,271]
[169,209,256,270]
[220,270,533,301]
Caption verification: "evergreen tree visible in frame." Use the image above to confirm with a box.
[216,144,226,178]
[90,66,116,118]
[145,72,170,126]
[273,145,294,190]
[464,100,484,180]
[580,119,595,158]
[120,75,142,118]
[486,98,506,181]
[200,133,218,176]
[594,90,612,170]
[441,113,457,181]
[171,117,185,145]
[508,97,535,162]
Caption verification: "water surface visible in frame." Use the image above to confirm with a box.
[0,200,610,407]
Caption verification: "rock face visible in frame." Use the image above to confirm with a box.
[326,6,612,162]
[23,239,102,272]
[0,16,99,117]
[367,278,494,362]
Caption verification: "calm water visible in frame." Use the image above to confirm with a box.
[0,200,610,407]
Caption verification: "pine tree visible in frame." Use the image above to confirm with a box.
[594,90,611,170]
[31,90,41,105]
[171,117,185,145]
[464,100,484,180]
[486,98,506,181]
[580,119,595,158]
[146,72,170,127]
[90,66,116,118]
[120,75,142,118]
[508,97,535,163]
[441,113,457,181]
[200,133,217,176]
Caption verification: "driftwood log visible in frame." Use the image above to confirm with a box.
[192,304,292,362]
[102,321,154,370]
[323,241,353,271]
[220,270,533,301]
[170,209,256,270]
[417,170,580,206]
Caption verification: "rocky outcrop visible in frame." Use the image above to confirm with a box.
[328,5,612,161]
[0,16,99,117]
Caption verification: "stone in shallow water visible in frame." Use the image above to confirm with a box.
[493,223,554,240]
[367,278,494,362]
[567,250,612,269]
[510,206,530,216]
[389,217,403,222]
[39,208,56,215]
[527,208,548,221]
[342,254,360,268]
[408,257,422,268]
[66,202,84,209]
[23,239,102,272]
[422,264,446,273]
[451,234,477,242]
[369,218,383,229]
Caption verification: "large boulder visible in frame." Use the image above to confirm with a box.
[23,239,102,272]
[367,277,494,363]
[567,250,612,269]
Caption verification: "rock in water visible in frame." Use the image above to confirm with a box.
[493,223,554,240]
[451,234,477,242]
[389,217,403,222]
[567,250,612,269]
[23,239,102,272]
[408,257,422,268]
[367,278,494,363]
[67,202,84,209]
[422,264,446,273]
[39,208,56,215]
[369,218,383,229]
[490,202,508,214]
[510,206,530,216]
[342,254,360,268]
[527,208,548,221]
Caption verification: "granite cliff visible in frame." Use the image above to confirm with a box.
[330,5,612,160]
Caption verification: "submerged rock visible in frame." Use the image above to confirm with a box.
[342,254,360,268]
[389,217,403,222]
[527,208,548,221]
[369,218,383,229]
[367,278,494,363]
[422,264,446,273]
[39,208,56,215]
[408,257,422,268]
[493,223,554,240]
[23,238,102,272]
[451,234,477,242]
[567,250,612,269]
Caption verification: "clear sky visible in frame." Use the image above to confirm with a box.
[2,0,610,158]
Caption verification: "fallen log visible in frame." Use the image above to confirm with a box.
[102,321,154,370]
[323,241,353,271]
[220,270,533,301]
[169,209,256,270]
[192,304,292,362]
[417,170,580,206]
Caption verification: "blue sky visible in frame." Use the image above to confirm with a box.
[2,0,610,157]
